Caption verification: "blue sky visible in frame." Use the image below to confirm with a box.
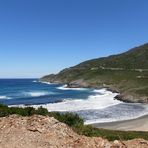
[0,0,148,78]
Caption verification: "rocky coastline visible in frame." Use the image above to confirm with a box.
[40,78,148,104]
[40,43,148,104]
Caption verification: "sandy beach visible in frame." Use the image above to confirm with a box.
[92,115,148,131]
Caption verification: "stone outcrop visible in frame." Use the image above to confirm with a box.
[0,115,148,148]
[115,94,148,103]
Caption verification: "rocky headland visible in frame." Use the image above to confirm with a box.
[41,43,148,103]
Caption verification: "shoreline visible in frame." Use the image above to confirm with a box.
[92,114,148,132]
[38,80,148,132]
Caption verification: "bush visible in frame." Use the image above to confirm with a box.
[35,106,49,115]
[0,104,148,141]
[48,112,84,127]
[58,112,84,127]
[8,107,36,116]
[0,104,9,117]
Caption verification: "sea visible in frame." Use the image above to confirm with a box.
[0,79,148,124]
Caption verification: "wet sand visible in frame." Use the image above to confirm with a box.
[92,115,148,131]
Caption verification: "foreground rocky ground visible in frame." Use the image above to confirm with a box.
[0,115,148,148]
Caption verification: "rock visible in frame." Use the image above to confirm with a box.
[68,79,89,88]
[124,139,148,148]
[114,94,148,103]
[0,115,147,148]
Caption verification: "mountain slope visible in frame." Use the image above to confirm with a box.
[76,43,148,69]
[41,43,148,103]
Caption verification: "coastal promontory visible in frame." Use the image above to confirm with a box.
[41,43,148,103]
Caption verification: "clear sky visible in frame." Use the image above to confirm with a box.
[0,0,148,78]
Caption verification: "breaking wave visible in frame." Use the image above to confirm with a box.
[28,89,120,111]
[57,85,88,91]
[24,91,55,97]
[0,95,11,99]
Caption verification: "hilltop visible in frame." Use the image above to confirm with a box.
[41,43,148,103]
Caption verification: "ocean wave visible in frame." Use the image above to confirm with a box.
[57,85,88,91]
[0,96,11,99]
[9,92,148,125]
[24,91,55,97]
[93,88,112,94]
[29,89,120,111]
[93,88,112,95]
[39,81,51,85]
[84,105,148,125]
[9,103,148,125]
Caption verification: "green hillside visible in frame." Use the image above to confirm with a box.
[76,43,148,69]
[41,43,148,103]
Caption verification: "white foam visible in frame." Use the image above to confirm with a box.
[28,92,47,97]
[24,91,55,97]
[9,102,148,125]
[0,96,7,99]
[9,89,148,125]
[0,96,11,99]
[10,102,148,124]
[40,81,51,85]
[57,85,88,91]
[33,80,38,83]
[85,106,148,125]
[93,88,113,95]
[29,89,120,111]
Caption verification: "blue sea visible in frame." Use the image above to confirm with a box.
[0,79,148,124]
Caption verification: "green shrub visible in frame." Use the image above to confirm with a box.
[58,112,84,127]
[0,104,148,141]
[48,112,84,127]
[0,104,9,117]
[35,106,49,115]
[8,107,36,116]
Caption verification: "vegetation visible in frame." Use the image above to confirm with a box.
[41,43,148,102]
[76,43,148,69]
[0,104,148,141]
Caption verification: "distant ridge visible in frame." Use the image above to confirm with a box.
[76,43,148,69]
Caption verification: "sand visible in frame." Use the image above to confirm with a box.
[92,115,148,131]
